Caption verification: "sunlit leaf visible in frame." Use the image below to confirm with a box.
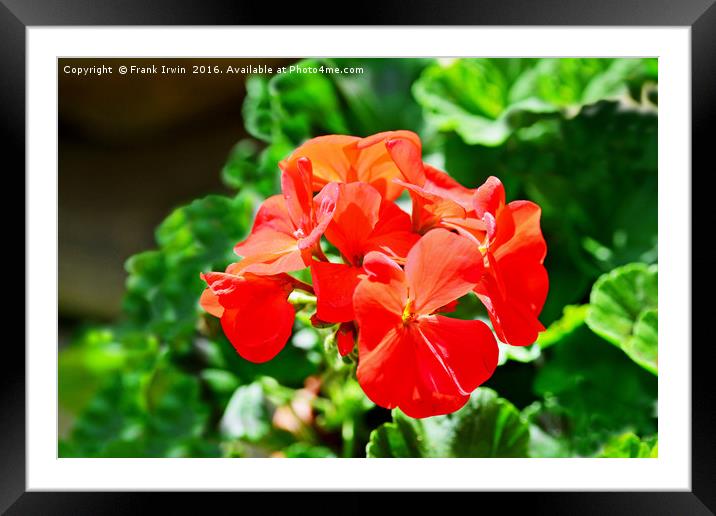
[366,388,529,458]
[220,382,275,443]
[597,432,658,458]
[586,263,658,374]
[414,58,653,146]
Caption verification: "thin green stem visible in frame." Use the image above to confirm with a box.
[288,291,317,306]
[342,417,355,458]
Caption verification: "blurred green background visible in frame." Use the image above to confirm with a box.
[59,57,658,458]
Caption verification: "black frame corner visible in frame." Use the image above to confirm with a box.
[4,0,713,513]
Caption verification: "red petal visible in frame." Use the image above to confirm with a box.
[199,287,223,318]
[353,256,406,349]
[401,392,468,419]
[311,261,362,323]
[322,182,382,264]
[233,228,306,274]
[285,131,424,201]
[323,182,418,264]
[356,325,416,411]
[356,315,498,418]
[401,316,498,418]
[415,316,498,394]
[422,165,475,211]
[475,253,548,346]
[435,299,459,314]
[299,182,339,251]
[384,136,426,187]
[202,272,295,363]
[358,130,422,151]
[493,201,546,262]
[280,157,314,232]
[361,251,406,285]
[234,194,307,274]
[310,313,334,328]
[336,322,356,356]
[473,176,506,219]
[394,170,485,236]
[251,195,294,235]
[286,135,359,190]
[474,199,548,346]
[355,133,421,200]
[405,229,483,315]
[364,200,419,260]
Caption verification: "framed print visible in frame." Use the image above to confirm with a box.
[3,0,713,513]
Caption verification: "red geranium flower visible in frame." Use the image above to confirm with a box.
[200,268,305,363]
[352,229,499,418]
[200,129,549,418]
[387,137,485,236]
[472,177,549,346]
[310,182,418,326]
[233,157,339,275]
[386,138,548,346]
[282,130,422,201]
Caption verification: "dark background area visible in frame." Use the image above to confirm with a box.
[59,58,293,324]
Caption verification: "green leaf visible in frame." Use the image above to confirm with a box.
[144,366,211,445]
[281,443,337,458]
[449,389,530,457]
[597,432,658,458]
[221,139,279,197]
[242,76,273,141]
[59,328,160,421]
[534,319,657,455]
[538,305,589,350]
[415,58,654,146]
[58,328,126,415]
[586,263,658,374]
[326,57,431,135]
[265,59,349,143]
[438,98,656,327]
[366,388,530,458]
[220,382,275,443]
[365,410,427,458]
[200,369,240,396]
[123,192,256,343]
[61,365,216,458]
[528,425,572,458]
[499,343,541,364]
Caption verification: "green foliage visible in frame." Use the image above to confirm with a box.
[123,193,257,344]
[61,363,217,458]
[537,305,589,350]
[597,432,658,458]
[413,58,655,146]
[366,389,530,458]
[221,139,279,196]
[586,263,658,374]
[220,381,275,442]
[281,443,336,458]
[533,319,657,456]
[438,100,657,324]
[60,57,659,459]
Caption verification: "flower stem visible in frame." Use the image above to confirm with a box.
[288,291,317,306]
[342,417,355,458]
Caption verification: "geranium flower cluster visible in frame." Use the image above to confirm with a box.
[201,131,548,418]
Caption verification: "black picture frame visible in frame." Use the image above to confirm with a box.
[3,1,712,513]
